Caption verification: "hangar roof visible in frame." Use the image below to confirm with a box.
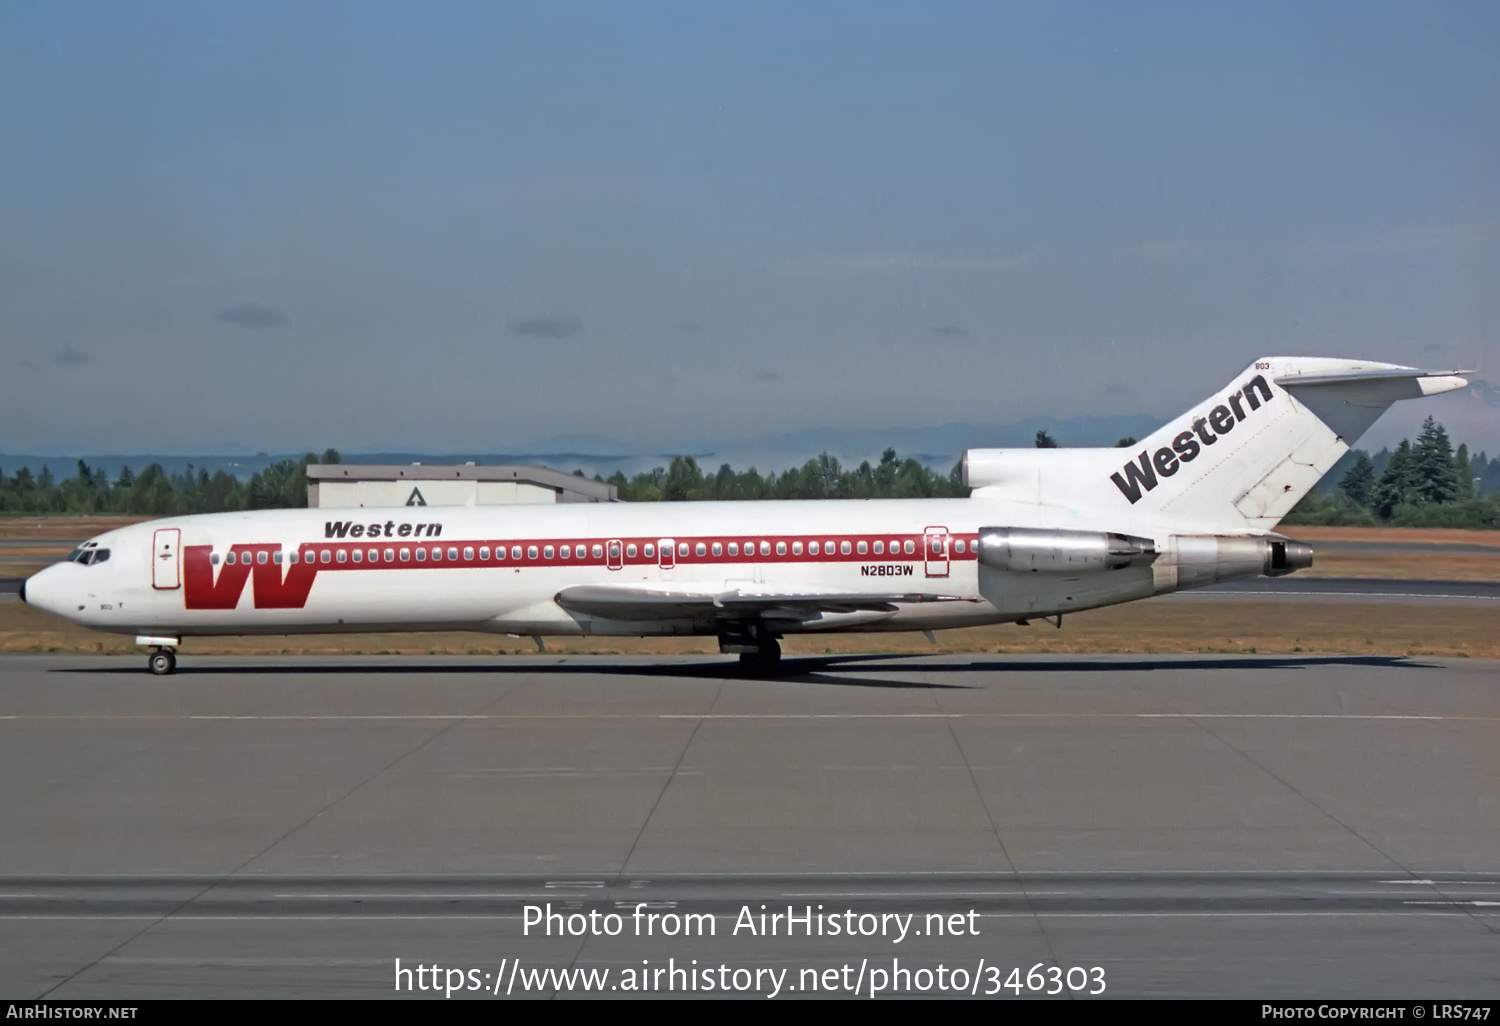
[305,464,618,503]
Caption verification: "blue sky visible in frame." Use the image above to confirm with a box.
[2,1,1496,453]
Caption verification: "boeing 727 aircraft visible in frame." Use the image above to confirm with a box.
[20,357,1469,674]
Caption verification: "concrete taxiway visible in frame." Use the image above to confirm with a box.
[0,653,1496,998]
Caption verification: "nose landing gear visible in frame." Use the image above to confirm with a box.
[136,635,181,676]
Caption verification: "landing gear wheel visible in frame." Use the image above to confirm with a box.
[738,638,782,676]
[148,649,176,676]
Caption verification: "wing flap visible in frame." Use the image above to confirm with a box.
[554,585,962,623]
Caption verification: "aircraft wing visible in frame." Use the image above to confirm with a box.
[554,585,966,623]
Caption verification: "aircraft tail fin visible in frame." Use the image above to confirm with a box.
[1106,357,1468,529]
[964,357,1468,532]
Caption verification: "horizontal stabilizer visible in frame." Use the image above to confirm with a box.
[1275,365,1470,395]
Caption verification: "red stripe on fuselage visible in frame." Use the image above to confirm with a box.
[181,534,978,610]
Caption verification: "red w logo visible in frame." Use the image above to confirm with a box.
[184,545,319,610]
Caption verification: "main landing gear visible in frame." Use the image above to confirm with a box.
[148,648,177,676]
[737,638,782,676]
[719,625,782,676]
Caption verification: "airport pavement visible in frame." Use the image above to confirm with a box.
[0,652,1496,999]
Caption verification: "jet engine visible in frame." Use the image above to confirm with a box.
[977,527,1158,574]
[1172,535,1313,587]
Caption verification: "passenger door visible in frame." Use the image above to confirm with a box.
[152,528,181,590]
[924,526,950,579]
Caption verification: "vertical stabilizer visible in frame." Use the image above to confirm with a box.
[1105,357,1467,530]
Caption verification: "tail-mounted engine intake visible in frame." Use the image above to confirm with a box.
[1173,534,1314,588]
[977,527,1158,574]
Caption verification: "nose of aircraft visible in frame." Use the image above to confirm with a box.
[20,565,67,616]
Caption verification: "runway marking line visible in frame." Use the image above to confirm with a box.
[0,712,1496,722]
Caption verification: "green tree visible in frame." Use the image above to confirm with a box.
[1412,416,1460,504]
[1034,430,1058,449]
[1454,443,1475,501]
[1338,451,1375,507]
[1370,440,1420,518]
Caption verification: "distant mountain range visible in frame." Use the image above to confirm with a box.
[1,412,1166,481]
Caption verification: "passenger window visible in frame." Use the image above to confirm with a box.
[511,546,522,560]
[385,549,395,562]
[792,541,803,555]
[464,547,474,560]
[890,539,901,553]
[431,547,442,561]
[336,550,347,563]
[678,542,689,557]
[561,545,571,558]
[225,552,236,566]
[289,551,299,564]
[254,551,264,564]
[609,542,621,559]
[400,548,411,562]
[352,550,363,563]
[857,540,868,554]
[211,553,221,566]
[954,539,965,553]
[874,541,884,555]
[479,546,490,560]
[825,540,835,553]
[728,542,738,556]
[528,546,539,560]
[695,542,706,556]
[446,547,457,561]
[626,543,637,558]
[368,548,378,562]
[760,541,771,556]
[416,548,427,562]
[644,543,655,558]
[271,551,282,564]
[711,542,722,556]
[591,544,603,559]
[543,545,554,559]
[321,550,333,564]
[903,540,915,554]
[808,541,819,555]
[840,541,851,555]
[775,541,787,555]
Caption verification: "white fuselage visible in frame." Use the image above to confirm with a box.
[22,495,1174,640]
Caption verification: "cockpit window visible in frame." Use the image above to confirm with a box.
[64,547,86,563]
[91,549,109,564]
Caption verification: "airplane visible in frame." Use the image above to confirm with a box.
[20,357,1469,676]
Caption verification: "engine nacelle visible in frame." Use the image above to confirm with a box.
[977,527,1158,574]
[1173,534,1314,588]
